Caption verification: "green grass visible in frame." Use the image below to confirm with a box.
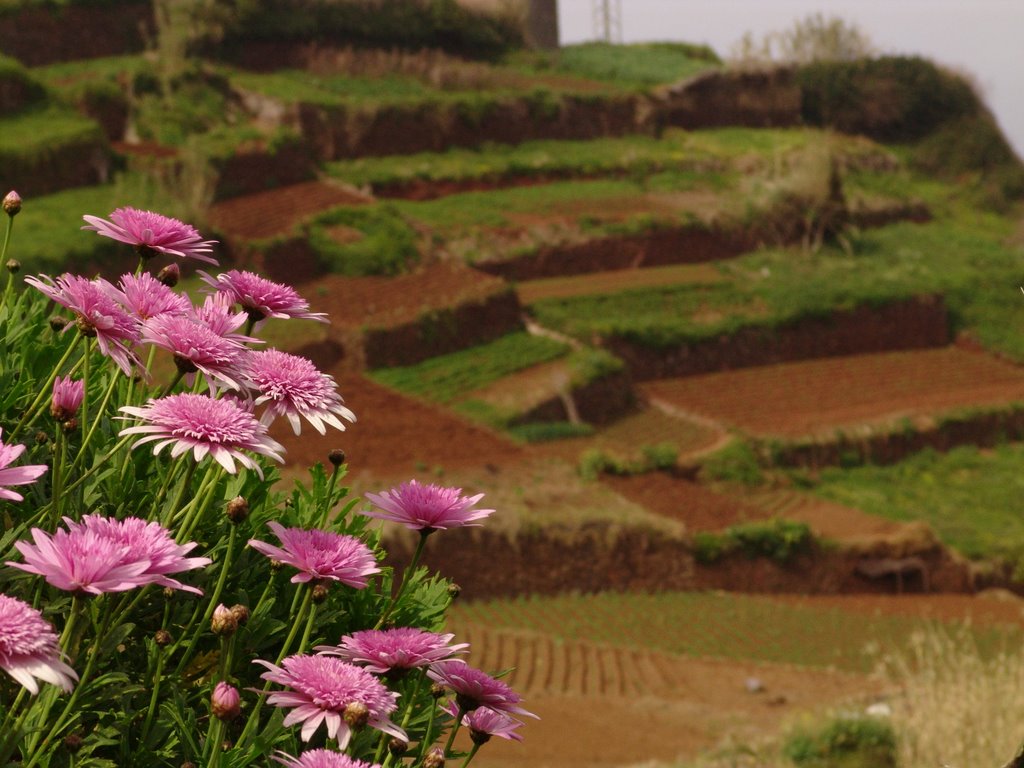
[229,69,436,107]
[32,54,148,86]
[0,107,104,160]
[529,205,1024,357]
[451,591,1020,673]
[369,331,568,403]
[327,127,871,190]
[513,42,720,87]
[804,444,1024,565]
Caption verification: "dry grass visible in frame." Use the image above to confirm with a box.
[878,625,1024,767]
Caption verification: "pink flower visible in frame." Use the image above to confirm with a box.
[363,481,494,533]
[244,349,355,435]
[199,270,327,328]
[82,207,217,264]
[255,654,405,745]
[428,661,536,719]
[74,515,211,594]
[273,751,381,768]
[24,274,142,375]
[119,393,284,477]
[443,702,525,743]
[248,522,379,587]
[0,593,77,694]
[192,292,257,343]
[50,376,85,421]
[0,428,47,502]
[117,272,190,320]
[317,628,468,675]
[212,681,241,721]
[141,313,249,392]
[6,515,209,595]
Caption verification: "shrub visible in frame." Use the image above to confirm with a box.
[307,204,420,276]
[699,440,763,486]
[783,715,897,767]
[693,519,812,565]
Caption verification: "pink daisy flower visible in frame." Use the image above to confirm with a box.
[0,593,77,694]
[119,393,285,477]
[50,376,85,421]
[248,522,379,587]
[0,428,48,502]
[72,515,211,594]
[6,515,207,596]
[141,313,249,392]
[199,270,327,328]
[117,272,190,320]
[244,349,355,435]
[255,654,405,745]
[443,702,525,743]
[317,628,468,676]
[24,273,142,376]
[82,207,218,264]
[428,661,536,719]
[191,292,258,343]
[273,751,381,768]
[363,481,494,533]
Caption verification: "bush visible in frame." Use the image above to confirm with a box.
[307,204,420,276]
[699,440,763,486]
[783,715,897,768]
[798,56,980,142]
[693,519,813,565]
[577,442,679,480]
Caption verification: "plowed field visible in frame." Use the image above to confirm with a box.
[640,347,1024,438]
[447,622,878,768]
[208,180,372,240]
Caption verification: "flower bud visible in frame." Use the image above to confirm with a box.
[154,629,173,646]
[423,746,446,768]
[157,262,180,287]
[34,430,49,445]
[343,701,369,729]
[447,583,461,600]
[211,604,238,636]
[3,190,21,217]
[63,733,83,753]
[430,682,447,700]
[388,738,408,756]
[328,448,346,467]
[5,259,19,274]
[311,582,330,603]
[181,763,197,768]
[225,495,249,524]
[470,728,492,747]
[51,376,84,422]
[229,603,250,626]
[211,682,241,722]
[61,418,78,434]
[49,316,69,333]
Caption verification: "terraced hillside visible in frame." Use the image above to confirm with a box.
[5,11,1024,765]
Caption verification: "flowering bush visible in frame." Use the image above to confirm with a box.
[0,198,531,766]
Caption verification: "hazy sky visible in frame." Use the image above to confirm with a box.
[558,0,1024,159]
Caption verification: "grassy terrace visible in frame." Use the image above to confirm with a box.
[450,591,1021,673]
[370,331,567,403]
[528,209,1024,359]
[803,444,1024,566]
[0,107,104,157]
[327,127,891,190]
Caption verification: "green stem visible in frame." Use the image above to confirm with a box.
[69,369,121,473]
[461,743,481,768]
[376,531,430,629]
[60,434,134,497]
[22,604,117,768]
[1,215,14,307]
[443,708,464,758]
[49,427,64,525]
[295,600,319,656]
[160,461,197,527]
[80,339,91,447]
[11,335,81,441]
[235,588,313,750]
[320,463,341,528]
[139,601,172,747]
[177,466,223,543]
[416,698,440,763]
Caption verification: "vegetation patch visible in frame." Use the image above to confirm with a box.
[802,444,1024,568]
[511,42,720,87]
[783,714,897,768]
[693,519,813,565]
[306,204,420,276]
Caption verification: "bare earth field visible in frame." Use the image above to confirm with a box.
[640,346,1024,438]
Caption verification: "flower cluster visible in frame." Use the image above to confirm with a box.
[0,202,531,767]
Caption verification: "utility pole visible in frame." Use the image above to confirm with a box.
[591,0,622,43]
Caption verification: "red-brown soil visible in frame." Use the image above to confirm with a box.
[272,372,523,476]
[640,346,1024,437]
[447,622,879,768]
[208,180,372,241]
